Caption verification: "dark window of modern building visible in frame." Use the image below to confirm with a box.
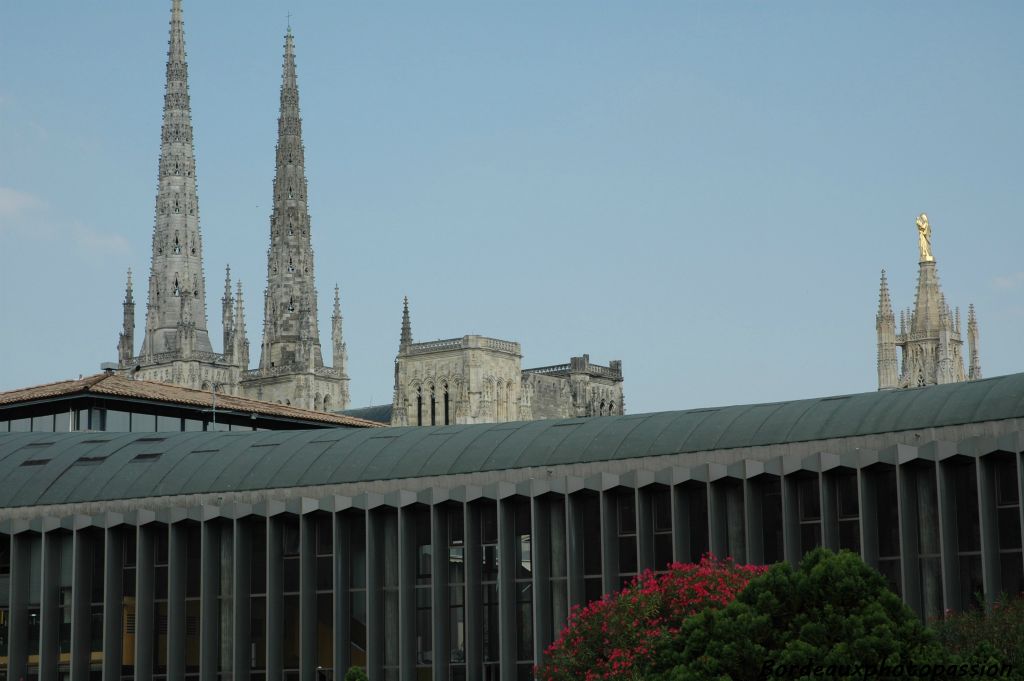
[185,524,201,679]
[56,532,73,675]
[915,466,943,620]
[413,508,432,677]
[952,460,983,610]
[132,413,158,433]
[479,501,499,680]
[54,410,74,433]
[797,476,821,555]
[348,511,368,672]
[106,409,131,431]
[651,487,673,571]
[157,416,182,432]
[447,505,466,679]
[548,498,568,637]
[87,529,105,670]
[761,477,783,564]
[994,455,1024,596]
[250,518,267,681]
[379,510,399,681]
[617,491,637,587]
[687,484,709,563]
[514,501,533,681]
[835,471,860,554]
[580,495,602,605]
[26,534,42,671]
[0,533,9,672]
[875,467,901,596]
[10,417,30,432]
[315,514,333,675]
[281,517,301,677]
[153,525,170,679]
[123,530,138,680]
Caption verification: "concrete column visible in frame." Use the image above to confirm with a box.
[858,469,879,567]
[977,456,999,610]
[69,529,92,681]
[431,504,449,681]
[166,523,186,681]
[1018,453,1024,569]
[531,495,552,662]
[820,472,839,551]
[199,521,218,681]
[332,512,352,677]
[233,519,253,681]
[464,503,482,677]
[7,533,32,681]
[936,460,960,611]
[101,527,124,681]
[299,514,317,681]
[38,531,59,681]
[135,525,155,681]
[497,497,516,681]
[266,516,283,681]
[599,491,618,595]
[744,479,765,565]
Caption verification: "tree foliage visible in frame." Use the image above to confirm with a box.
[342,666,369,681]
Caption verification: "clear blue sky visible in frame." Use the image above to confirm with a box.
[1,2,1022,413]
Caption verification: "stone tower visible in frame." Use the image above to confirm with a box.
[240,28,349,411]
[119,0,242,392]
[117,269,135,366]
[876,214,981,390]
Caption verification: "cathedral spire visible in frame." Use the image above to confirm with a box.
[876,269,898,390]
[400,296,413,351]
[118,269,135,365]
[140,0,213,357]
[257,26,324,372]
[233,281,250,370]
[222,264,234,352]
[332,285,350,406]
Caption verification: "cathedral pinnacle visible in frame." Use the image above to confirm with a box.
[400,296,413,351]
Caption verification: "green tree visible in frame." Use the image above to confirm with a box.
[342,666,369,681]
[652,549,952,681]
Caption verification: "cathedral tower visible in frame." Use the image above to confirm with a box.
[119,0,240,392]
[240,28,349,411]
[876,214,981,390]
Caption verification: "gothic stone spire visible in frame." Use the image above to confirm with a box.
[876,269,898,390]
[967,304,982,380]
[258,27,324,371]
[331,285,350,407]
[400,296,413,351]
[222,264,234,352]
[141,0,214,357]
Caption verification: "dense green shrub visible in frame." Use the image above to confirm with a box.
[342,666,369,681]
[933,594,1024,679]
[651,549,954,680]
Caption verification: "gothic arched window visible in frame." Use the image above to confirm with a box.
[443,383,450,425]
[416,387,423,427]
[430,385,436,426]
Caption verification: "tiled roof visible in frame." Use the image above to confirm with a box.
[0,373,383,428]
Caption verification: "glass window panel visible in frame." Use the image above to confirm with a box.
[351,591,367,665]
[959,554,984,611]
[953,463,981,552]
[31,414,54,432]
[617,493,636,534]
[995,458,1020,506]
[654,534,673,570]
[581,496,601,575]
[798,477,820,521]
[1000,553,1024,596]
[251,595,266,671]
[838,519,860,554]
[251,522,267,595]
[877,558,901,596]
[800,523,821,554]
[184,419,205,432]
[106,410,130,431]
[10,418,30,432]
[876,469,900,557]
[350,514,366,589]
[316,515,333,556]
[998,507,1022,551]
[317,592,333,669]
[131,412,157,432]
[618,537,637,575]
[836,472,859,518]
[480,504,498,545]
[317,556,332,592]
[54,411,73,432]
[283,594,300,669]
[687,486,709,562]
[156,416,181,432]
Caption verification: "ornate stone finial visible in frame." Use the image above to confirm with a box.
[125,268,134,303]
[333,284,341,317]
[916,213,934,262]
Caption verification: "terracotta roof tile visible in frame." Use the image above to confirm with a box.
[0,373,383,428]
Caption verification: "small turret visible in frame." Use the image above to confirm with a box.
[400,296,413,352]
[233,281,249,370]
[222,265,234,353]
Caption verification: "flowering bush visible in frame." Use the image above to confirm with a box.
[537,555,766,681]
[932,593,1024,678]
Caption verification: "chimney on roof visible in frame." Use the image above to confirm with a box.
[99,362,118,375]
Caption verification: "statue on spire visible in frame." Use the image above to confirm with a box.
[916,213,934,262]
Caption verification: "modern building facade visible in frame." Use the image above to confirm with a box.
[1,373,1023,681]
[877,213,982,390]
[389,299,625,427]
[0,373,380,434]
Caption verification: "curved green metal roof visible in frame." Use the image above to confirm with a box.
[3,372,1024,508]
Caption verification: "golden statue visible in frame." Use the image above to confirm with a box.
[916,212,934,262]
